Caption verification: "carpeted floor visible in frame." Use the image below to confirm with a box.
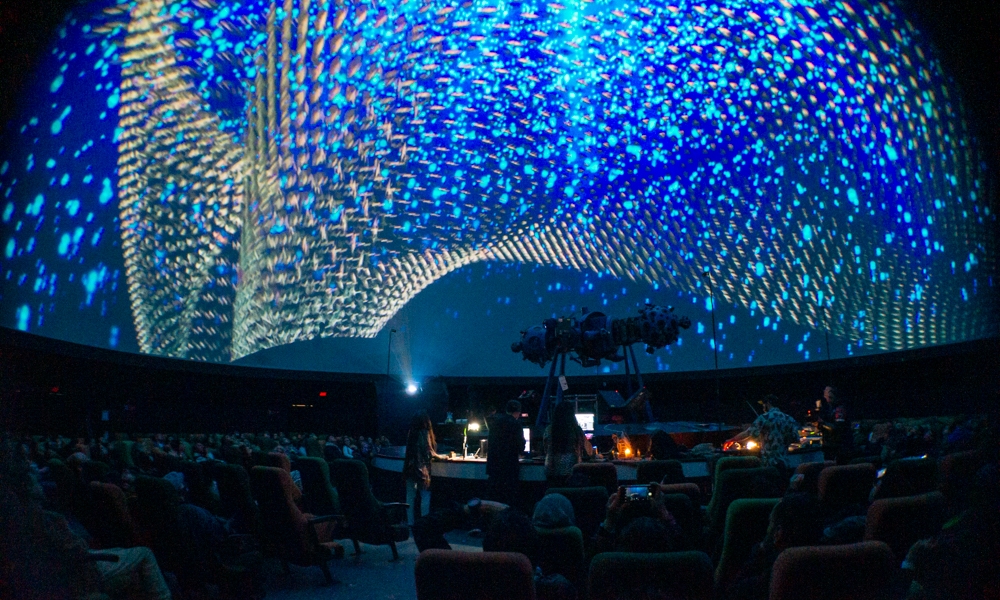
[262,531,483,600]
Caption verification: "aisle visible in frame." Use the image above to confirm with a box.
[262,532,482,600]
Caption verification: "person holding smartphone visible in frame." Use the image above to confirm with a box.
[593,483,680,554]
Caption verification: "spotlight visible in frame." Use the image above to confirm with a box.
[405,382,419,395]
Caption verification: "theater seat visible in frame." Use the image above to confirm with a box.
[793,461,835,496]
[817,464,876,514]
[660,492,703,550]
[415,549,535,600]
[250,466,344,584]
[864,491,946,559]
[588,551,714,600]
[715,498,781,589]
[713,456,762,487]
[535,525,585,590]
[210,463,261,536]
[329,459,409,560]
[938,450,983,508]
[636,460,685,485]
[85,482,138,550]
[659,482,702,505]
[296,456,342,517]
[769,541,896,600]
[571,462,618,494]
[706,467,783,542]
[872,458,938,501]
[263,451,292,473]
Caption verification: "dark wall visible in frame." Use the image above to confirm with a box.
[2,327,997,439]
[0,329,378,437]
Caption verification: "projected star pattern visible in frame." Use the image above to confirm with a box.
[0,0,996,371]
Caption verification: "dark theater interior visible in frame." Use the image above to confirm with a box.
[1,0,998,598]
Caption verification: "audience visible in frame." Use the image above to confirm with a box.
[4,410,995,599]
[0,435,172,600]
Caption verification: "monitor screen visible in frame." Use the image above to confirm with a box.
[576,413,595,433]
[523,428,531,453]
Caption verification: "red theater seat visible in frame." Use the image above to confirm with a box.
[769,541,896,600]
[864,491,946,560]
[587,551,714,600]
[415,549,535,600]
[250,466,344,584]
[793,460,835,496]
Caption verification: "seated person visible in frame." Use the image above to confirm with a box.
[483,507,539,564]
[904,463,1000,600]
[720,493,822,600]
[532,493,576,530]
[594,485,681,554]
[0,436,172,600]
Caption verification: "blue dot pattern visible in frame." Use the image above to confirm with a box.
[0,0,996,374]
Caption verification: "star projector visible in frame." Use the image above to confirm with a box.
[512,305,691,368]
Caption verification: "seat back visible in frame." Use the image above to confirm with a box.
[86,482,137,549]
[713,456,762,487]
[250,466,312,562]
[864,491,946,559]
[660,492,702,550]
[179,460,220,514]
[329,459,380,526]
[132,476,184,572]
[263,451,292,472]
[715,498,781,588]
[793,461,835,496]
[659,482,702,505]
[636,460,685,485]
[415,549,535,600]
[588,551,713,600]
[707,467,783,538]
[535,526,585,589]
[546,486,609,540]
[817,464,876,513]
[297,456,341,515]
[111,441,136,470]
[937,450,983,508]
[210,462,260,535]
[304,437,324,458]
[872,458,938,500]
[571,463,618,494]
[769,541,896,600]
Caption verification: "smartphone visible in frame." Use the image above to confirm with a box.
[622,484,654,498]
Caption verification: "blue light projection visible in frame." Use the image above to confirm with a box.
[0,0,996,377]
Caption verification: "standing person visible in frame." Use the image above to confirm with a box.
[403,411,445,525]
[543,401,593,486]
[817,385,851,462]
[486,400,526,506]
[726,395,800,473]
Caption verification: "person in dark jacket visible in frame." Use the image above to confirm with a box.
[486,400,526,506]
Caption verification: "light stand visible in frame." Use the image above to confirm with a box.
[701,268,722,439]
[385,328,397,377]
[463,421,480,459]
